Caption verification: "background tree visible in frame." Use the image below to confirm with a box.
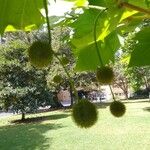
[0,40,57,120]
[113,61,129,99]
[113,22,150,99]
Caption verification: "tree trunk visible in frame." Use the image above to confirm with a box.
[124,90,128,100]
[69,84,73,107]
[52,92,63,108]
[21,112,25,121]
[143,76,149,89]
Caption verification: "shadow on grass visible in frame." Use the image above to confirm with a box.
[11,113,70,124]
[95,99,150,108]
[143,107,150,112]
[122,99,150,104]
[95,99,150,110]
[94,102,110,109]
[0,122,65,150]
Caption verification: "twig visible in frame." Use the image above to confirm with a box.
[120,2,150,15]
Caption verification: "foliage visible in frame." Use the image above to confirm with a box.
[0,0,44,34]
[0,0,149,71]
[113,58,130,99]
[0,0,150,127]
[128,66,150,92]
[129,27,150,67]
[0,41,55,120]
[45,27,97,92]
[117,27,150,93]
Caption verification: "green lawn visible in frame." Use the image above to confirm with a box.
[0,100,150,150]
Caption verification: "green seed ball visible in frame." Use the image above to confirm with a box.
[96,66,114,84]
[110,101,126,117]
[72,99,98,128]
[61,57,69,65]
[28,41,53,68]
[53,75,62,83]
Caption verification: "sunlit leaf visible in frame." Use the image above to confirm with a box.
[129,27,150,67]
[120,10,138,22]
[70,6,122,48]
[88,0,106,7]
[145,0,150,7]
[75,31,120,71]
[128,0,150,8]
[75,0,87,6]
[0,0,44,34]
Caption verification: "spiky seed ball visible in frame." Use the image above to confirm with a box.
[53,75,62,83]
[110,101,126,117]
[61,57,69,65]
[96,66,114,84]
[72,99,98,128]
[28,41,53,68]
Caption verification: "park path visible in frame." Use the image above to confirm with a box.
[0,112,13,118]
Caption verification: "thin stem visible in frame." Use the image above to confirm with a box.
[43,0,52,45]
[93,9,107,66]
[54,53,79,103]
[109,85,116,101]
[43,0,79,103]
[94,9,116,102]
[88,5,106,10]
[77,5,106,10]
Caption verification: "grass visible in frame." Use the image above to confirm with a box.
[0,99,150,150]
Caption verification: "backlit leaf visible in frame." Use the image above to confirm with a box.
[75,31,120,71]
[0,0,44,34]
[129,27,150,67]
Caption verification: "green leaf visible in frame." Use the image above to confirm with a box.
[69,5,123,71]
[134,27,150,42]
[70,7,123,49]
[145,0,150,7]
[70,9,100,41]
[118,17,142,34]
[0,0,44,34]
[64,0,87,6]
[75,0,87,6]
[120,10,138,22]
[104,31,120,58]
[129,27,150,67]
[75,31,120,71]
[75,41,102,71]
[129,44,150,67]
[88,0,106,7]
[128,0,150,8]
[88,0,119,8]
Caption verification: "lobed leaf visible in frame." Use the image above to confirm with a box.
[129,27,150,67]
[0,0,44,34]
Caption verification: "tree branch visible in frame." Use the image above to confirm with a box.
[120,2,150,15]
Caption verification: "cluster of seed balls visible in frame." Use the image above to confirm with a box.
[96,66,126,117]
[28,41,126,129]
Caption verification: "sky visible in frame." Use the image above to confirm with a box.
[48,0,74,16]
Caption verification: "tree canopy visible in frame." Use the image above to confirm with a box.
[0,0,149,70]
[0,0,150,125]
[0,40,56,120]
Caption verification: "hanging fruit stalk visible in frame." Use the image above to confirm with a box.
[41,0,99,128]
[93,8,126,117]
